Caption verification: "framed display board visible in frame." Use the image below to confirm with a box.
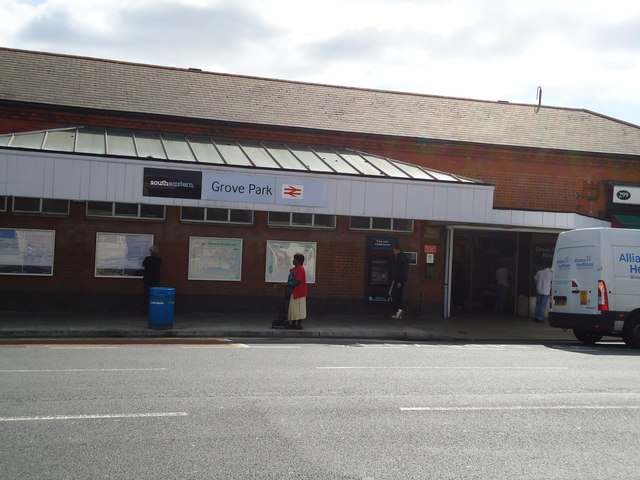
[95,232,153,278]
[265,240,316,283]
[188,237,243,281]
[0,228,55,276]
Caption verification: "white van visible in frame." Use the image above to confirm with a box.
[549,227,640,348]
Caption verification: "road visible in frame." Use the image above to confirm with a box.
[1,339,639,479]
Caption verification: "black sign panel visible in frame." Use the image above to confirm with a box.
[367,236,396,251]
[366,292,391,303]
[143,168,202,199]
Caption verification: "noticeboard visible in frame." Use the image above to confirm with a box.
[95,232,153,278]
[188,237,243,281]
[0,228,55,276]
[265,240,316,283]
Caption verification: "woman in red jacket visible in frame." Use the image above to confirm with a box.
[285,253,307,329]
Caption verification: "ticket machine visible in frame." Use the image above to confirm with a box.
[366,236,396,303]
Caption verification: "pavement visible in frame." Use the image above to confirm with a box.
[0,310,581,343]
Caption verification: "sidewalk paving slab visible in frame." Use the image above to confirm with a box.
[0,311,578,343]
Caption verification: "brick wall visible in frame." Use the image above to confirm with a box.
[0,203,442,314]
[2,104,638,219]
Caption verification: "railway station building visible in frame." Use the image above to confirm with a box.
[1,48,639,318]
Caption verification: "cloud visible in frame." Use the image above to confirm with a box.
[2,0,640,124]
[9,0,280,68]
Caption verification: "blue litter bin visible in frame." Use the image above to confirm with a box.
[148,287,175,329]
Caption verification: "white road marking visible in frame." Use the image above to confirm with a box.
[48,346,118,349]
[401,405,640,412]
[178,345,248,348]
[0,368,169,373]
[317,366,569,370]
[337,344,533,349]
[240,345,303,349]
[0,412,188,422]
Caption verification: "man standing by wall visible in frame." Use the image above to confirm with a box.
[390,246,409,320]
[533,264,552,322]
[142,245,162,315]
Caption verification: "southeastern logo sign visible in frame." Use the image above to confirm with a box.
[143,168,202,199]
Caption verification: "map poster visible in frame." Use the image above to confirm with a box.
[0,228,55,275]
[265,240,316,284]
[188,237,242,281]
[95,232,153,278]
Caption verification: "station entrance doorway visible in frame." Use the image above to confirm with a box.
[446,228,557,317]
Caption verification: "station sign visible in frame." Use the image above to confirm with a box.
[143,168,327,207]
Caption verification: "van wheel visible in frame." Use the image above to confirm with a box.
[573,329,603,345]
[622,317,640,349]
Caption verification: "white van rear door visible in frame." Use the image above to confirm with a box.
[552,245,599,315]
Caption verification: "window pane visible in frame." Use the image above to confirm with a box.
[372,217,392,230]
[291,213,313,226]
[339,153,382,176]
[394,162,436,180]
[313,150,359,174]
[43,130,75,152]
[427,170,458,182]
[42,199,69,214]
[215,141,252,166]
[362,154,411,178]
[13,197,40,212]
[10,132,45,149]
[266,145,307,170]
[350,216,370,229]
[76,129,106,155]
[114,203,139,217]
[181,207,205,221]
[135,133,167,159]
[229,209,253,224]
[393,218,413,232]
[206,208,229,222]
[189,138,225,164]
[241,144,279,168]
[87,201,113,216]
[140,204,165,219]
[0,196,6,211]
[292,148,333,172]
[107,131,136,156]
[313,214,336,228]
[268,212,290,225]
[162,134,195,161]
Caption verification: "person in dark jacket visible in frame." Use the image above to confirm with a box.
[142,245,162,314]
[390,246,409,319]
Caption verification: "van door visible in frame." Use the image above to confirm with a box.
[552,244,599,315]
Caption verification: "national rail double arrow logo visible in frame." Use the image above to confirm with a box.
[282,185,303,198]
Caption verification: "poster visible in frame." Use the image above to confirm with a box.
[188,237,242,281]
[265,240,316,283]
[95,232,153,278]
[0,228,55,275]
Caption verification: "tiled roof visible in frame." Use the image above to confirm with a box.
[2,47,640,156]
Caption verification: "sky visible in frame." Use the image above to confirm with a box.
[2,0,640,126]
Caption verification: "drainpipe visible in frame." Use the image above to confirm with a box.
[444,227,454,318]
